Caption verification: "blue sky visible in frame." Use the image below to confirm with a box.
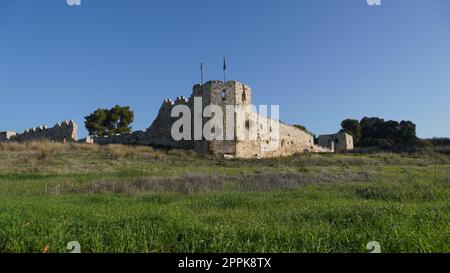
[1,0,449,138]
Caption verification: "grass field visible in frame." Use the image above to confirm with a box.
[0,142,449,253]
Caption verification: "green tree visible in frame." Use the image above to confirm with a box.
[356,117,418,149]
[340,119,362,146]
[84,108,108,137]
[84,105,134,136]
[360,117,385,139]
[399,120,417,142]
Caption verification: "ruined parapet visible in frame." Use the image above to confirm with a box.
[175,96,189,104]
[144,80,330,158]
[0,131,17,142]
[8,120,78,143]
[85,93,195,148]
[77,136,94,144]
[0,80,336,158]
[145,96,193,149]
[318,132,353,152]
[313,144,334,153]
[161,99,175,112]
[91,131,149,145]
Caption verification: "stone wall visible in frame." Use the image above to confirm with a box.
[91,131,150,146]
[318,132,354,152]
[0,81,338,158]
[0,80,335,158]
[0,120,78,143]
[143,81,253,154]
[234,110,331,158]
[0,131,17,142]
[145,96,194,149]
[206,81,251,156]
[86,80,333,158]
[144,80,333,158]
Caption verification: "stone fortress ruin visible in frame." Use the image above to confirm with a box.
[0,120,77,143]
[318,132,354,152]
[0,80,353,158]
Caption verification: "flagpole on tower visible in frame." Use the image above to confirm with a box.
[200,62,204,86]
[223,57,227,83]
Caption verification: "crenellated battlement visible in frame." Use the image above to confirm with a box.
[175,96,189,104]
[163,99,174,105]
[1,120,78,143]
[160,95,193,113]
[0,79,337,157]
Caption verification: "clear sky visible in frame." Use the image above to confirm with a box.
[1,0,449,138]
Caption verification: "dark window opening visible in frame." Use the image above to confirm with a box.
[221,90,227,101]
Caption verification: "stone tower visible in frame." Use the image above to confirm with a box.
[191,80,253,155]
[145,80,329,158]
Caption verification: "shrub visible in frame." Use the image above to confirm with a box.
[0,142,25,152]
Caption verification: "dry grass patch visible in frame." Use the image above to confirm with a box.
[0,142,26,152]
[102,144,167,160]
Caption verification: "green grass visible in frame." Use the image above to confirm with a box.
[0,142,449,253]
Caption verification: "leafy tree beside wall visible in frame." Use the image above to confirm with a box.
[340,119,362,146]
[85,105,134,136]
[340,117,418,149]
